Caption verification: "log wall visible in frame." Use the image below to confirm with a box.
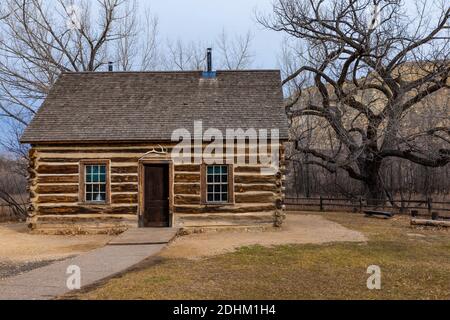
[27,142,286,233]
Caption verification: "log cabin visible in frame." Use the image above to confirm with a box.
[20,65,289,234]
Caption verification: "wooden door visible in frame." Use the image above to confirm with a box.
[143,164,169,227]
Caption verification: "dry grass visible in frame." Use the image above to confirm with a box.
[70,212,450,300]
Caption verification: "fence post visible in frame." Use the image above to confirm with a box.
[359,197,363,213]
[427,197,433,216]
[319,196,324,212]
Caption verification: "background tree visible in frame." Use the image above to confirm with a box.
[0,0,158,128]
[260,0,449,203]
[161,30,254,71]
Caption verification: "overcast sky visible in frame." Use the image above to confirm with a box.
[143,0,283,69]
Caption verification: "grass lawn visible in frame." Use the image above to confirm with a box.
[69,212,450,300]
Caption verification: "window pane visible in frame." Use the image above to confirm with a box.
[93,193,102,202]
[214,193,221,202]
[99,173,106,183]
[86,193,92,202]
[214,175,221,183]
[207,185,213,193]
[222,166,228,174]
[222,184,228,193]
[214,185,221,193]
[86,184,92,193]
[222,193,228,202]
[86,173,92,183]
[100,165,106,174]
[207,193,214,202]
[93,166,99,175]
[93,184,99,193]
[214,166,221,174]
[207,175,213,183]
[100,184,106,193]
[207,166,214,174]
[222,174,228,183]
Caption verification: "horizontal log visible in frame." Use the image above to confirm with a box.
[174,204,276,214]
[111,166,138,174]
[36,185,78,195]
[37,205,138,216]
[235,192,276,203]
[35,142,282,151]
[37,195,79,204]
[112,194,138,204]
[174,195,201,205]
[234,175,277,184]
[177,213,275,226]
[36,214,137,223]
[174,165,201,172]
[111,175,138,183]
[411,219,450,227]
[37,165,79,175]
[234,166,272,174]
[235,184,278,193]
[37,175,79,184]
[39,157,141,163]
[111,184,138,193]
[37,148,166,154]
[174,184,200,195]
[174,173,200,183]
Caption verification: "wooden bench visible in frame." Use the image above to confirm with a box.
[364,210,394,218]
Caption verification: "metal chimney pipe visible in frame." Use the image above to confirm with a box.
[207,48,212,72]
[108,62,113,72]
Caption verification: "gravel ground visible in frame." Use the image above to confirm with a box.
[0,258,71,280]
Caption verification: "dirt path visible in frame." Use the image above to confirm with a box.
[160,213,367,259]
[0,223,112,279]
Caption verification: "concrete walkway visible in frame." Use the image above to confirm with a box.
[0,228,178,300]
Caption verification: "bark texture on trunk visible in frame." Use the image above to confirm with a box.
[362,160,386,206]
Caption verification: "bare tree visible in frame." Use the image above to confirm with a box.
[162,30,255,71]
[217,29,254,70]
[114,2,159,71]
[0,0,158,127]
[163,39,208,71]
[260,0,449,203]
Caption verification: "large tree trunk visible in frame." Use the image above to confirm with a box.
[361,160,386,206]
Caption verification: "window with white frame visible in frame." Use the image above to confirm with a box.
[206,165,229,203]
[85,164,107,202]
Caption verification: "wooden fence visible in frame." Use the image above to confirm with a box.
[284,196,450,216]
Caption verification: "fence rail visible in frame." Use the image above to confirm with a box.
[284,196,450,215]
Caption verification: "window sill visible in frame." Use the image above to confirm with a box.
[203,202,234,207]
[79,202,110,206]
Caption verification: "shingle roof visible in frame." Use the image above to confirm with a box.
[20,70,288,143]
